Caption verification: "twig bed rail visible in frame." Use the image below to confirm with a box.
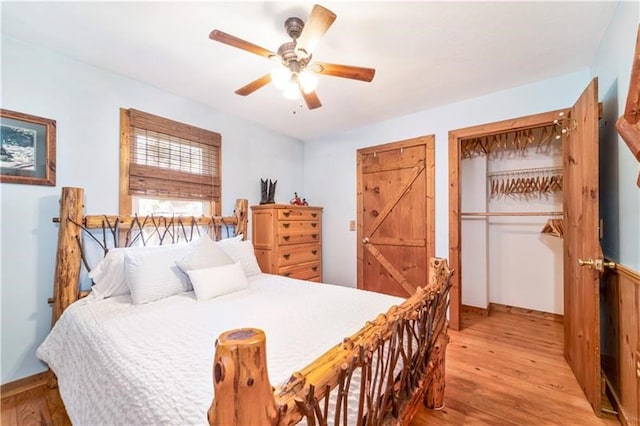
[49,186,452,425]
[209,258,451,425]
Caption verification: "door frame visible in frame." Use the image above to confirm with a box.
[447,109,568,331]
[357,135,436,292]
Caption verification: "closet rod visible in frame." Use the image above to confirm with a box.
[461,211,563,217]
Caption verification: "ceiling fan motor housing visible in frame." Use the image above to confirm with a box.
[284,16,304,39]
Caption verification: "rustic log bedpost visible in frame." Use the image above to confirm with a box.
[234,198,248,240]
[423,257,451,410]
[48,187,84,413]
[51,187,84,326]
[208,328,278,426]
[615,24,640,187]
[424,331,448,409]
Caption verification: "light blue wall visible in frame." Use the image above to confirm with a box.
[591,1,640,269]
[0,36,305,384]
[304,70,592,287]
[3,4,639,385]
[304,2,640,288]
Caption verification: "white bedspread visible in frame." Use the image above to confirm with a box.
[37,274,404,425]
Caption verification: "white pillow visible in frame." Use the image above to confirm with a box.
[217,238,262,277]
[89,248,128,299]
[176,235,233,273]
[187,262,249,301]
[125,244,191,304]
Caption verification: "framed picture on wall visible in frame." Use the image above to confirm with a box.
[0,109,56,186]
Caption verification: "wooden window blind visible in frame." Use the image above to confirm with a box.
[122,109,221,205]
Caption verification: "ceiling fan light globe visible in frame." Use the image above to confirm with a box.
[271,67,290,89]
[283,81,301,100]
[299,70,318,94]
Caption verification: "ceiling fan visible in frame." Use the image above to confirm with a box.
[209,4,375,110]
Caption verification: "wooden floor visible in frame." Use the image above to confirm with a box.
[412,310,619,425]
[1,310,619,425]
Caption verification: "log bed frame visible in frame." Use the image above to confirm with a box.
[49,186,452,425]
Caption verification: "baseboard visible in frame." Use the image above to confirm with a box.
[489,303,563,323]
[462,304,490,316]
[0,371,48,399]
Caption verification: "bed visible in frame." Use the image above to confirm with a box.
[39,186,452,425]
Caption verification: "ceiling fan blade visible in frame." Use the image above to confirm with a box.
[235,74,272,96]
[210,29,278,60]
[301,89,322,110]
[310,62,376,82]
[295,4,337,58]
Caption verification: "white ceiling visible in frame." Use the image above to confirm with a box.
[1,1,617,141]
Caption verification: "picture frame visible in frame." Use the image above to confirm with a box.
[1,109,56,186]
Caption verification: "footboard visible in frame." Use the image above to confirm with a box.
[209,257,452,425]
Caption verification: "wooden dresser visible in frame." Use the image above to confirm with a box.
[251,204,323,282]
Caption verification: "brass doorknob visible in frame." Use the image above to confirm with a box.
[362,237,370,244]
[578,258,616,272]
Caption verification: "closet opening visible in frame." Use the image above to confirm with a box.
[459,124,564,322]
[447,108,567,331]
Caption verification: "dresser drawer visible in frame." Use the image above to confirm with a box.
[277,243,320,267]
[277,220,319,233]
[278,262,321,281]
[277,208,321,221]
[277,232,320,245]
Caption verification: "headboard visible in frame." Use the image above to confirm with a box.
[49,186,248,325]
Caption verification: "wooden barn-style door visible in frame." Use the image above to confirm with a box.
[357,136,435,297]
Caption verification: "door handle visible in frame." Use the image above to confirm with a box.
[362,237,370,244]
[578,258,616,272]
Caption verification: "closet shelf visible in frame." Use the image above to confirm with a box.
[487,166,562,177]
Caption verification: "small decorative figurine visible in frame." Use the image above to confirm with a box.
[290,192,302,205]
[302,198,308,206]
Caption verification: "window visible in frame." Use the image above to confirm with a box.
[120,109,221,216]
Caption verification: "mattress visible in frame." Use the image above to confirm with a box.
[37,273,404,425]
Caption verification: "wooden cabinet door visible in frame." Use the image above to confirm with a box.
[357,136,435,297]
[563,78,603,414]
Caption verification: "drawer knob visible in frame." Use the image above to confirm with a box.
[311,213,317,218]
[311,250,317,255]
[312,266,318,271]
[283,211,291,217]
[283,235,290,241]
[311,223,317,227]
[311,234,318,239]
[283,254,291,260]
[282,223,290,228]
